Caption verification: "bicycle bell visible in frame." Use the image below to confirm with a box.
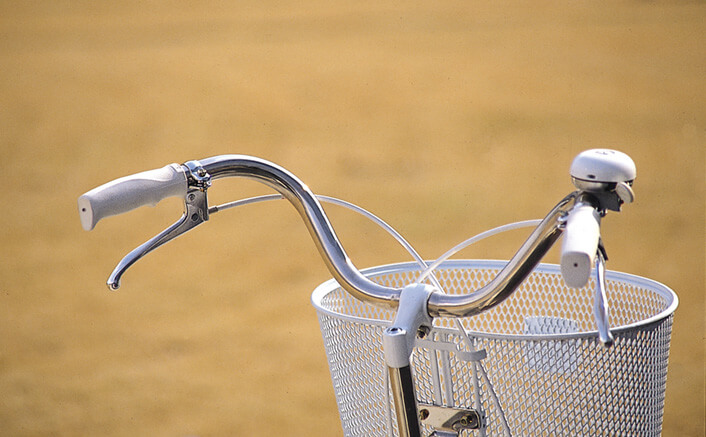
[570,149,636,211]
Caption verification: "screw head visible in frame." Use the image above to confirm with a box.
[417,325,430,339]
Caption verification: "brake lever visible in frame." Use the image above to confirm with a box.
[107,162,211,290]
[594,240,614,347]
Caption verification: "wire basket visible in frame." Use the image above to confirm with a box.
[311,260,678,436]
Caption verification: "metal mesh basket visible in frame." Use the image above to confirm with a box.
[311,260,678,436]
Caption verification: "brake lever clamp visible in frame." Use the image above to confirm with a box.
[184,160,212,191]
[106,162,211,290]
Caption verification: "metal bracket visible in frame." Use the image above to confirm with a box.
[415,337,487,363]
[184,160,212,190]
[383,283,435,368]
[419,403,483,435]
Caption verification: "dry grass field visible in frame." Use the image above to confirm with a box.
[1,1,704,435]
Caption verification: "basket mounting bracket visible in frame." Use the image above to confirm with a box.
[419,403,483,435]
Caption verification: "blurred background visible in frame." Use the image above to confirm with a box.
[1,1,703,435]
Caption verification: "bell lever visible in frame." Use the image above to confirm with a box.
[107,162,211,290]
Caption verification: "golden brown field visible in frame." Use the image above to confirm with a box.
[1,1,703,435]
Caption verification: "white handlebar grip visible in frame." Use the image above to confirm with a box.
[78,163,188,231]
[561,204,601,288]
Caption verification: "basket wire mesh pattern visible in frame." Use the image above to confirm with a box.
[312,260,677,437]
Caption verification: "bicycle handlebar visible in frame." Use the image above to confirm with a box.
[78,150,635,321]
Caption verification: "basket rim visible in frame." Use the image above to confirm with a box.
[310,259,679,341]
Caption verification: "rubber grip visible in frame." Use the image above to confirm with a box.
[78,163,187,231]
[560,204,601,288]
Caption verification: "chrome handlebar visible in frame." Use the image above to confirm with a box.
[201,155,401,308]
[81,151,635,325]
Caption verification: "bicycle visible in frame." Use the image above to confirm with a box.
[78,149,677,436]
